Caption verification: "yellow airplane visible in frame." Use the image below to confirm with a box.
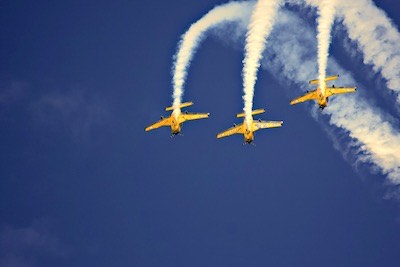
[290,75,356,110]
[145,102,209,137]
[217,109,283,144]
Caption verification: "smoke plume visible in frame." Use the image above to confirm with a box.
[171,1,252,117]
[171,1,400,190]
[304,0,400,104]
[242,0,282,126]
[263,9,400,185]
[316,0,336,95]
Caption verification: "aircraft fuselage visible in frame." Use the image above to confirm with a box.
[317,88,328,110]
[244,123,254,144]
[170,113,181,134]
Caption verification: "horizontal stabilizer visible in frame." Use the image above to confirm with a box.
[236,108,265,118]
[309,75,339,85]
[165,101,193,111]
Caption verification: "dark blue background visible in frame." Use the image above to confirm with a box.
[0,0,399,266]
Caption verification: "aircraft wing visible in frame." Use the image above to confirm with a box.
[290,90,318,105]
[180,113,210,123]
[326,87,356,97]
[145,117,171,132]
[254,120,283,131]
[217,124,244,139]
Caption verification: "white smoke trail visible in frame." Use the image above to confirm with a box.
[303,0,400,103]
[171,1,400,188]
[171,1,253,117]
[242,0,282,126]
[316,0,336,95]
[261,9,400,185]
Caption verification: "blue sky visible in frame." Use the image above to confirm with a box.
[0,0,400,266]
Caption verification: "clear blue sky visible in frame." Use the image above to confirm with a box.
[0,0,399,266]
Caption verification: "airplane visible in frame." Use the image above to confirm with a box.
[145,101,209,137]
[217,109,283,145]
[290,75,357,110]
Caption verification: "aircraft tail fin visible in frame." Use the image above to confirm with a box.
[309,75,339,85]
[165,101,193,111]
[236,108,265,118]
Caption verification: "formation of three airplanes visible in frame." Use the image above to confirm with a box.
[145,74,356,144]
